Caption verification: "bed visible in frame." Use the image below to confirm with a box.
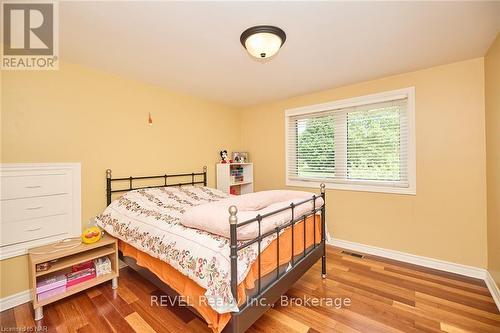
[98,167,326,333]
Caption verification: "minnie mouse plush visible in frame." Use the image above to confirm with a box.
[220,150,229,163]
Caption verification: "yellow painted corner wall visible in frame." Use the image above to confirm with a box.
[0,57,491,300]
[240,58,488,268]
[485,34,500,286]
[0,62,241,298]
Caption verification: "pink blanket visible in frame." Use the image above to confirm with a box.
[180,190,324,240]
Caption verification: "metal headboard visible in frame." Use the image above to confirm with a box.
[105,166,207,205]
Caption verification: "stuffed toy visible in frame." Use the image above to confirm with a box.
[220,150,229,163]
[81,226,102,244]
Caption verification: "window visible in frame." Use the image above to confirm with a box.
[285,88,415,194]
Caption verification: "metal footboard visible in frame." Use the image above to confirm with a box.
[226,183,327,332]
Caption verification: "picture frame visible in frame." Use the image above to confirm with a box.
[232,152,249,163]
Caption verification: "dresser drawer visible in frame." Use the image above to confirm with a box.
[1,173,71,200]
[1,194,70,224]
[0,215,68,247]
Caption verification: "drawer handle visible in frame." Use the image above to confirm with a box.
[26,227,42,232]
[25,206,43,210]
[25,185,42,189]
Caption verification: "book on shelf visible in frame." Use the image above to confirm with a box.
[37,275,67,301]
[66,267,96,287]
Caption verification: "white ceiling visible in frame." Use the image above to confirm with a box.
[60,1,500,107]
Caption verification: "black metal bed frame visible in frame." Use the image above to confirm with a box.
[105,167,207,206]
[105,167,326,333]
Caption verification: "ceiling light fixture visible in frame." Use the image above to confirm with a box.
[240,25,286,59]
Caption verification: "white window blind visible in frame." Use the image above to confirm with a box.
[285,88,415,194]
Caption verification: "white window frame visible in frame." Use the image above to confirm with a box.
[285,87,416,195]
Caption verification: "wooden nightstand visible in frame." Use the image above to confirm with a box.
[28,235,119,320]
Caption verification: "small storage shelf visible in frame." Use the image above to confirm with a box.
[229,180,253,186]
[35,245,116,277]
[216,163,253,195]
[28,235,119,320]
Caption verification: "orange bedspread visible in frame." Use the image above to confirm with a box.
[119,215,322,333]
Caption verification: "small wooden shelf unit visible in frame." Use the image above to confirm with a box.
[28,236,119,320]
[216,163,254,195]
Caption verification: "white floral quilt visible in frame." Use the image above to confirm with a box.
[95,186,279,313]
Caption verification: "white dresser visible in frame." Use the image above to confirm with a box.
[0,163,81,259]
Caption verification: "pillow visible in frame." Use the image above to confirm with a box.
[180,190,324,240]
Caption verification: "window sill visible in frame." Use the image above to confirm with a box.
[286,179,416,195]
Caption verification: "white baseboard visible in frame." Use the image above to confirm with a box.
[485,271,500,312]
[0,290,31,312]
[329,238,487,280]
[330,238,500,311]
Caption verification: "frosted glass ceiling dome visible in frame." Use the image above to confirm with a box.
[240,26,286,59]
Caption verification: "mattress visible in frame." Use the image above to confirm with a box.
[95,186,321,316]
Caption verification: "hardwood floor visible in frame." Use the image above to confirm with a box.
[1,246,499,333]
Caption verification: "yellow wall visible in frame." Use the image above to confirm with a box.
[240,58,488,268]
[0,62,241,298]
[0,57,493,299]
[485,34,500,286]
